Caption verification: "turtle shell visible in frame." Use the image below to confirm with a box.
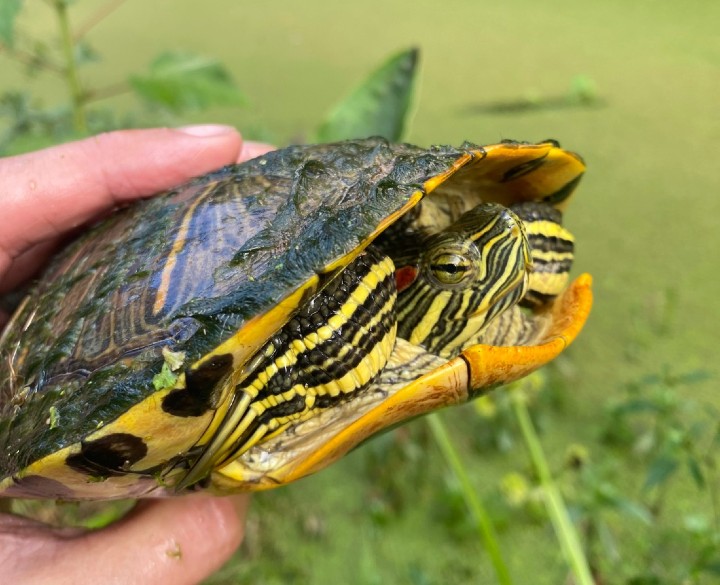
[0,137,590,499]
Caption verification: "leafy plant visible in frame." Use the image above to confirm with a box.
[0,0,246,152]
[0,1,418,153]
[596,369,720,582]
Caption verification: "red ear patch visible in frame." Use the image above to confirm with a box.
[395,265,419,292]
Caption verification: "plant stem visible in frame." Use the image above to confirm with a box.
[510,391,594,585]
[0,44,64,75]
[427,413,513,585]
[74,0,128,41]
[53,0,87,133]
[85,81,131,103]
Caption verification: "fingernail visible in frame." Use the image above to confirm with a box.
[177,124,236,137]
[239,141,276,162]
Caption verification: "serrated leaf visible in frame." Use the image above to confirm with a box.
[643,454,679,491]
[316,47,419,142]
[130,51,247,113]
[0,0,22,48]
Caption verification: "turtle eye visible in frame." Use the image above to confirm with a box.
[428,252,474,286]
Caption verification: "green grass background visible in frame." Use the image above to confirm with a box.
[2,0,719,583]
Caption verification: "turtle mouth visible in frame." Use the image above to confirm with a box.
[468,269,529,320]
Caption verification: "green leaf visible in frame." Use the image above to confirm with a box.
[593,482,653,524]
[130,51,247,113]
[0,0,22,48]
[316,47,419,142]
[74,41,101,66]
[81,502,132,529]
[702,559,720,575]
[596,519,620,562]
[613,398,662,415]
[613,496,653,525]
[702,561,720,575]
[152,363,178,391]
[568,74,599,105]
[643,454,679,491]
[162,346,186,372]
[675,369,712,385]
[687,456,706,489]
[47,405,60,429]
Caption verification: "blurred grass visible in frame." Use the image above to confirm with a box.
[2,0,719,583]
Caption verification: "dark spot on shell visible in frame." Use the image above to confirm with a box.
[4,475,77,499]
[161,354,233,417]
[66,433,148,477]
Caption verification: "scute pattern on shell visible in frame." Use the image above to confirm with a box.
[0,138,468,477]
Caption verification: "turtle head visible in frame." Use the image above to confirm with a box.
[395,203,531,357]
[510,201,575,309]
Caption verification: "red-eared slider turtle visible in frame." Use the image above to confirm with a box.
[0,137,592,500]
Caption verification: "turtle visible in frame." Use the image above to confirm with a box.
[0,137,592,500]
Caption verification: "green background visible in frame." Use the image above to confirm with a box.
[2,1,719,582]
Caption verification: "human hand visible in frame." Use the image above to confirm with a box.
[0,126,273,584]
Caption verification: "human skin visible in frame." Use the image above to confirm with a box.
[0,126,273,585]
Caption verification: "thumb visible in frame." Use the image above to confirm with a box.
[0,125,243,262]
[0,125,243,292]
[0,495,249,585]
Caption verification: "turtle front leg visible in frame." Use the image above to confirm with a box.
[177,247,398,490]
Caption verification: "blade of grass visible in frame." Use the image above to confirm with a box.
[510,389,594,585]
[427,412,513,585]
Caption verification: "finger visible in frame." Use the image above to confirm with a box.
[72,495,248,585]
[238,140,276,161]
[0,239,60,293]
[0,495,249,585]
[0,126,243,268]
[0,139,280,294]
[0,132,279,292]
